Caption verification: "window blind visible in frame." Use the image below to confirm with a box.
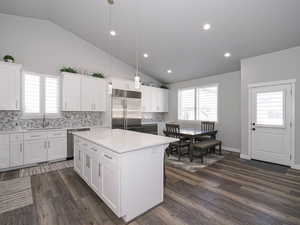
[45,77,59,114]
[197,86,218,122]
[24,74,40,114]
[256,91,284,126]
[178,88,195,120]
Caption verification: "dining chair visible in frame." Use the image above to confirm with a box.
[165,123,190,161]
[195,121,215,142]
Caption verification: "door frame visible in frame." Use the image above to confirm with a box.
[248,79,296,167]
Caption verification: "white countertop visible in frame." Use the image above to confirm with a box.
[73,128,178,154]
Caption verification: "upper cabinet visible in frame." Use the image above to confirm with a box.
[62,72,81,111]
[62,72,106,112]
[81,76,106,112]
[141,85,168,113]
[0,62,22,110]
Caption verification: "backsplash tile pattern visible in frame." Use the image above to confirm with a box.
[0,111,104,130]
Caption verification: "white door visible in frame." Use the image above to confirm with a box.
[10,142,24,167]
[62,73,81,111]
[47,138,67,161]
[250,84,293,166]
[24,140,48,164]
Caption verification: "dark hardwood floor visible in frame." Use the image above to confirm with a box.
[1,151,300,225]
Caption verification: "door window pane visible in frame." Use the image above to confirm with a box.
[256,91,284,126]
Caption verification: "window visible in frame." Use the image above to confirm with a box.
[256,91,284,126]
[23,72,60,117]
[178,85,218,121]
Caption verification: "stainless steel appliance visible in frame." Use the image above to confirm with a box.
[112,89,142,129]
[67,127,90,159]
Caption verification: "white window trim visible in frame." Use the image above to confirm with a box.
[178,83,219,122]
[22,71,62,119]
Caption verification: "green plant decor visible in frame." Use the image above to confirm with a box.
[3,55,15,63]
[92,72,105,78]
[60,67,78,73]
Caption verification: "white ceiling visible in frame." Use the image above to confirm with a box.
[0,0,300,83]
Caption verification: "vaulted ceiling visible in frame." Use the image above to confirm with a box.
[0,0,300,83]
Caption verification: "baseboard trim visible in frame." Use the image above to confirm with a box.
[291,164,300,170]
[223,146,240,153]
[240,154,251,160]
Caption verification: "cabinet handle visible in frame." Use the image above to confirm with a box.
[104,154,112,160]
[44,141,47,149]
[48,141,50,148]
[20,143,22,152]
[98,163,101,177]
[79,150,81,160]
[30,135,41,138]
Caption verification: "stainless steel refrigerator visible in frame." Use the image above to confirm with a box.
[111,89,142,129]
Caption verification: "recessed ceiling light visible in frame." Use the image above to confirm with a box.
[143,53,149,58]
[224,52,231,58]
[203,23,211,30]
[167,69,172,74]
[110,30,117,36]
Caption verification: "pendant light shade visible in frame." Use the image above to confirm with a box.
[134,73,141,89]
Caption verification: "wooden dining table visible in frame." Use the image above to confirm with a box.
[178,128,218,140]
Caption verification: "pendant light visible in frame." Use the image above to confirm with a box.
[107,0,114,95]
[134,0,141,89]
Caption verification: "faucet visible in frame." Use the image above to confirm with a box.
[42,114,50,128]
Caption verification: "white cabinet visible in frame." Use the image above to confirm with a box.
[90,147,102,194]
[74,137,82,175]
[62,72,107,112]
[101,152,120,214]
[47,138,66,161]
[10,134,24,167]
[81,76,106,112]
[0,134,10,169]
[62,72,81,111]
[141,85,168,113]
[141,86,153,112]
[24,139,47,164]
[0,62,21,110]
[82,147,92,184]
[111,78,136,91]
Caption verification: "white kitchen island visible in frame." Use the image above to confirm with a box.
[73,128,177,222]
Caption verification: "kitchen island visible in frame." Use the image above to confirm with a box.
[73,128,177,222]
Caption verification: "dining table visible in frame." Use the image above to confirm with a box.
[178,127,218,140]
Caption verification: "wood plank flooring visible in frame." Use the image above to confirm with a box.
[1,151,300,225]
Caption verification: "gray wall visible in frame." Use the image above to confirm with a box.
[0,13,159,85]
[241,46,300,165]
[167,71,241,151]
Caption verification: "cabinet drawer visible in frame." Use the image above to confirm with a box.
[0,134,9,145]
[24,132,47,141]
[102,149,119,166]
[48,130,66,138]
[10,133,24,142]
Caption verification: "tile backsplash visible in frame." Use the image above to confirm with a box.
[0,111,104,130]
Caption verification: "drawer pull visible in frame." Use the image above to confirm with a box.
[104,154,112,160]
[98,163,101,177]
[30,135,41,138]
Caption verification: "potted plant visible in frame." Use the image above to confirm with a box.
[92,72,105,78]
[3,55,15,63]
[60,67,78,73]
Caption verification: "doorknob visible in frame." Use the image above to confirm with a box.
[252,128,256,131]
[252,122,255,126]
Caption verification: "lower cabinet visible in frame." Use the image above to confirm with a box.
[74,137,82,174]
[47,137,67,161]
[82,147,92,184]
[10,142,24,167]
[24,139,48,164]
[0,134,9,169]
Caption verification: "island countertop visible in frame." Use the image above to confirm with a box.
[73,128,178,154]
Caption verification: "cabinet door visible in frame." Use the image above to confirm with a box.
[24,140,47,164]
[162,89,169,112]
[94,79,106,112]
[0,145,9,169]
[74,141,82,175]
[91,154,102,195]
[47,138,67,161]
[141,86,152,112]
[62,73,81,111]
[152,87,160,112]
[81,77,94,111]
[0,62,21,110]
[10,142,24,167]
[101,153,120,214]
[82,149,92,184]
